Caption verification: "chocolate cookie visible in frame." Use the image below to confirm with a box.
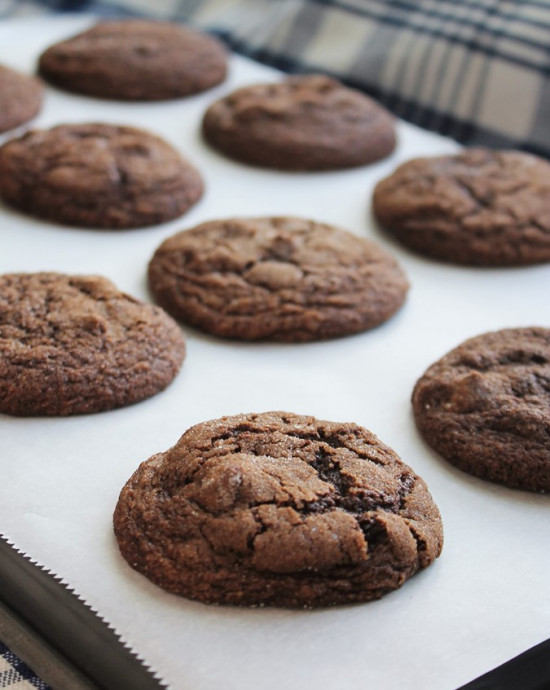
[202,75,396,170]
[0,123,203,229]
[114,411,443,607]
[38,19,227,100]
[372,149,550,266]
[412,327,550,492]
[148,217,409,342]
[0,64,43,133]
[0,273,185,416]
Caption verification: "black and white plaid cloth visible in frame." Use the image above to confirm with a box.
[2,0,549,158]
[0,642,49,689]
[0,1,549,687]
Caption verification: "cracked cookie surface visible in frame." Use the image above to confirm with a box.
[372,149,550,266]
[0,64,43,133]
[113,411,443,607]
[38,19,227,100]
[202,75,396,170]
[148,217,409,341]
[0,123,203,228]
[0,272,185,416]
[412,327,550,492]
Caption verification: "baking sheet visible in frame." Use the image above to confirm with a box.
[1,16,549,690]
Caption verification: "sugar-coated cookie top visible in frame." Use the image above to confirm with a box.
[0,272,185,415]
[38,19,227,100]
[114,411,443,607]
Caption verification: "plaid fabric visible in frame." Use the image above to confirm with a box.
[0,643,49,690]
[2,0,550,158]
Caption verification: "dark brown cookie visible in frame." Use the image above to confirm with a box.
[0,272,185,416]
[148,217,409,342]
[38,19,227,100]
[114,411,443,607]
[0,123,203,229]
[412,327,550,492]
[372,149,550,266]
[202,75,396,170]
[0,64,43,133]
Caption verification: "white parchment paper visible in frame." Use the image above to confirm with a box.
[0,16,549,690]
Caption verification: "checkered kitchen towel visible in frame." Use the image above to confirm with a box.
[0,642,49,690]
[3,0,550,159]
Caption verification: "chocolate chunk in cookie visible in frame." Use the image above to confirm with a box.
[0,273,185,416]
[0,123,203,228]
[148,217,409,342]
[38,19,227,100]
[412,327,550,492]
[114,411,443,607]
[372,149,550,266]
[202,75,396,170]
[0,64,43,134]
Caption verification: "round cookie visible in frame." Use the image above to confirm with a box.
[372,149,550,266]
[0,64,43,134]
[202,75,396,170]
[0,123,203,229]
[0,272,185,416]
[38,19,227,100]
[412,327,550,492]
[114,411,443,607]
[148,216,409,342]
